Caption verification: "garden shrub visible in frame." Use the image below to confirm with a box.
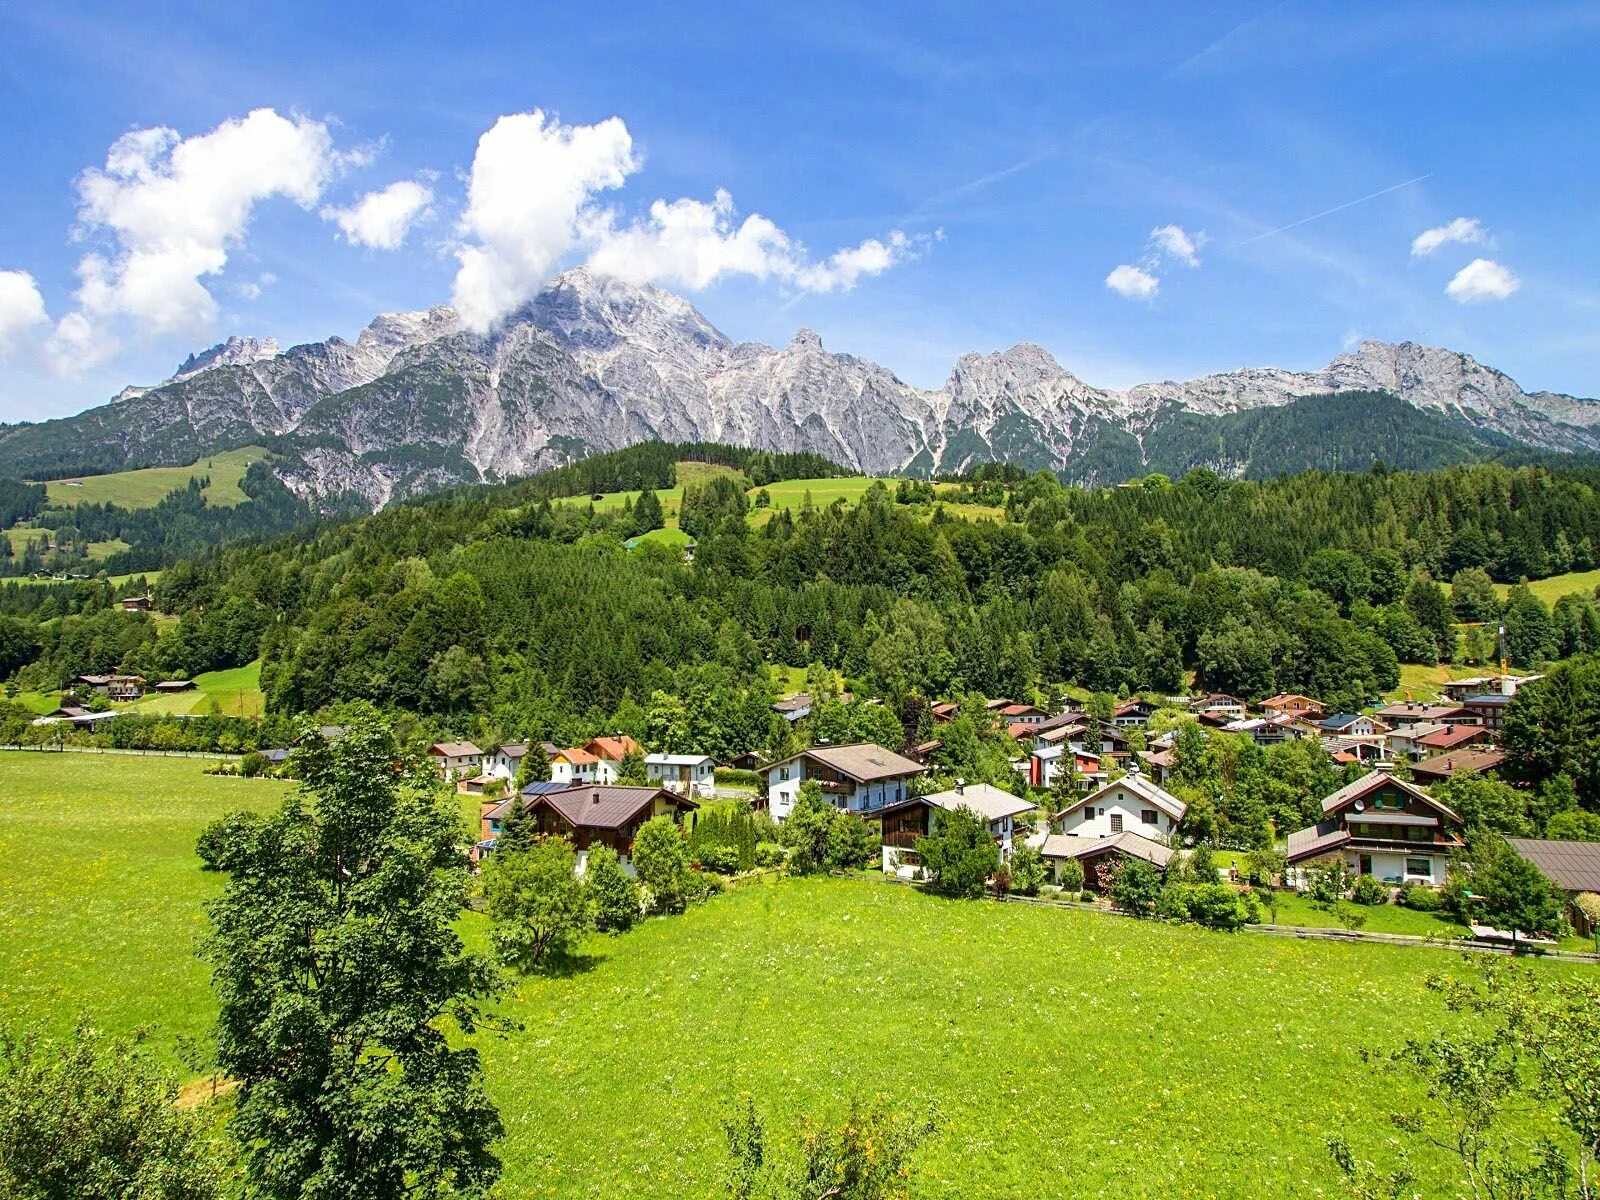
[696,844,740,875]
[1054,857,1084,894]
[1398,882,1442,912]
[754,841,786,869]
[1350,874,1389,906]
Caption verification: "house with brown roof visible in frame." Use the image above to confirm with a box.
[584,734,644,783]
[1285,770,1464,887]
[481,783,697,873]
[876,781,1035,876]
[427,741,483,780]
[930,701,960,723]
[1110,699,1159,728]
[998,702,1047,725]
[1263,693,1324,719]
[763,742,924,821]
[1505,838,1600,937]
[1373,701,1473,728]
[1387,721,1487,761]
[1040,828,1176,891]
[1409,749,1506,785]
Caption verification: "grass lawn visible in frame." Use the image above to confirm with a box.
[1262,889,1470,937]
[4,748,1582,1197]
[1491,566,1600,605]
[626,526,694,552]
[130,660,265,718]
[37,446,268,509]
[0,751,292,1048]
[1386,660,1490,702]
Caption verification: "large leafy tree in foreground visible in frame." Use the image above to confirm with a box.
[202,714,505,1199]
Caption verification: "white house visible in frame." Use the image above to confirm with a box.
[483,741,532,782]
[646,752,716,797]
[1052,770,1187,841]
[549,747,599,785]
[427,741,483,781]
[764,742,924,821]
[877,781,1036,876]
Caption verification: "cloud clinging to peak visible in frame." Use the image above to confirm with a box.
[451,109,928,330]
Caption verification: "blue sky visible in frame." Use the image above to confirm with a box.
[2,1,1598,423]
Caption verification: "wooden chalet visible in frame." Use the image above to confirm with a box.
[1286,770,1463,887]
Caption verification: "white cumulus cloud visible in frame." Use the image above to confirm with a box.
[1147,223,1203,268]
[323,179,435,250]
[451,110,638,331]
[70,109,340,335]
[583,189,927,294]
[452,109,929,329]
[1411,216,1485,257]
[1446,257,1520,303]
[0,270,48,357]
[1105,264,1159,300]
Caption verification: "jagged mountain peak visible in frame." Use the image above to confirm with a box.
[171,335,281,382]
[9,274,1599,511]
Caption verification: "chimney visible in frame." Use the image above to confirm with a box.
[592,791,601,805]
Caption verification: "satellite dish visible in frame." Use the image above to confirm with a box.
[1353,799,1365,812]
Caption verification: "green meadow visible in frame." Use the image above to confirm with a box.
[1491,566,1600,606]
[1,749,1578,1197]
[37,445,269,509]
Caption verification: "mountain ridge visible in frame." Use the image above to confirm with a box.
[3,268,1596,506]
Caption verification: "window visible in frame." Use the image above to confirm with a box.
[1110,813,1123,833]
[1083,807,1095,820]
[1405,857,1432,877]
[779,767,791,781]
[1141,809,1158,825]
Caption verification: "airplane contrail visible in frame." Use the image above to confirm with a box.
[1234,173,1433,247]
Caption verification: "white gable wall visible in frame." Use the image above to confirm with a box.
[1061,780,1177,839]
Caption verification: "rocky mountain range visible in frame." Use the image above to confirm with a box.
[3,268,1597,509]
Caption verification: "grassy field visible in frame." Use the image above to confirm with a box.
[129,660,266,717]
[1386,660,1490,702]
[3,751,1584,1197]
[35,446,268,509]
[1491,566,1600,605]
[0,751,292,1046]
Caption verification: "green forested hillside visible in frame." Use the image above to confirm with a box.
[5,456,1600,769]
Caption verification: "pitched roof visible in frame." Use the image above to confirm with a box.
[1318,770,1460,822]
[1409,749,1506,779]
[772,694,813,712]
[1264,693,1321,707]
[1373,702,1470,722]
[1319,712,1367,731]
[554,747,598,765]
[1040,830,1175,868]
[916,783,1035,823]
[585,735,642,762]
[494,784,696,830]
[429,741,482,758]
[1506,838,1600,894]
[1286,820,1352,863]
[793,743,924,783]
[645,752,714,767]
[498,742,530,758]
[1053,772,1187,823]
[1000,703,1044,717]
[1416,724,1485,750]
